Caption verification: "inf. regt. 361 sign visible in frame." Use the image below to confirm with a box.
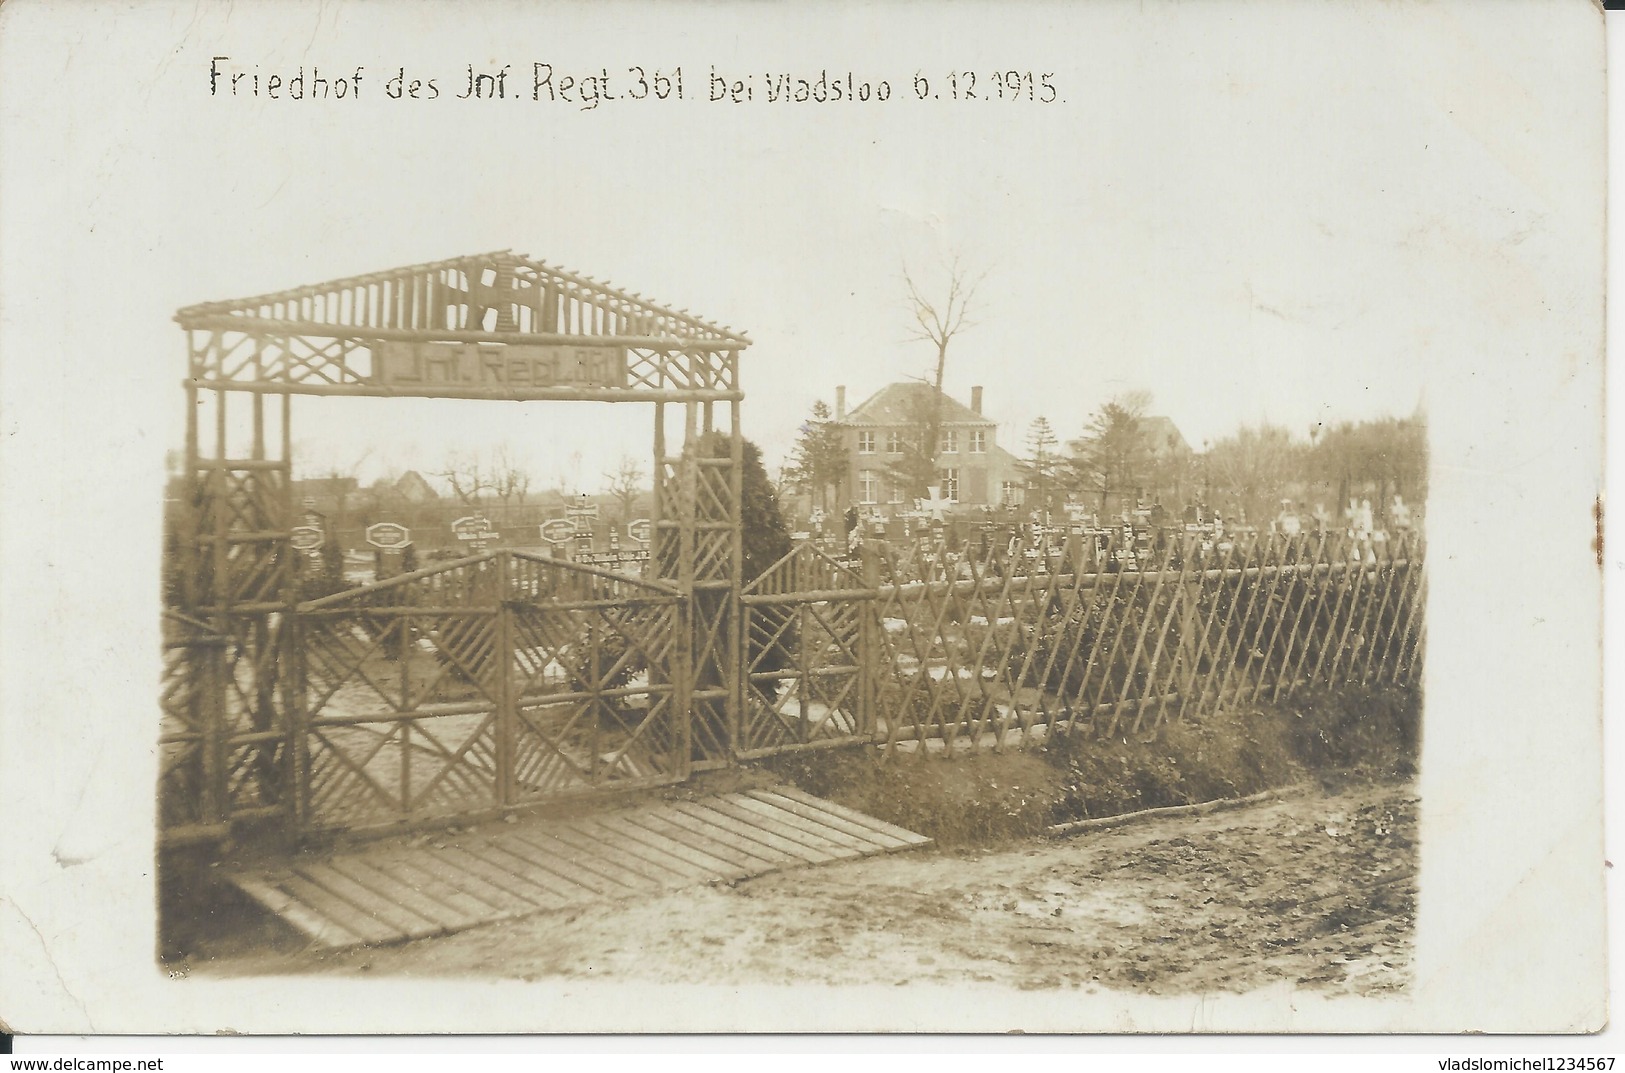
[374,342,628,394]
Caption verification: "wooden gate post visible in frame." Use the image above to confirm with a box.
[727,396,745,759]
[859,536,881,740]
[201,620,227,829]
[286,608,310,833]
[676,403,699,775]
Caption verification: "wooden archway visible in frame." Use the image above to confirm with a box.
[163,251,748,846]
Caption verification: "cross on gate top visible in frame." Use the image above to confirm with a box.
[917,484,950,523]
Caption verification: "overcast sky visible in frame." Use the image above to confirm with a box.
[37,0,1583,495]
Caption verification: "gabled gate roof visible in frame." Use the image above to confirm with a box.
[175,249,750,346]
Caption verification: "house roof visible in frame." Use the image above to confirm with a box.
[841,383,993,427]
[1142,416,1191,455]
[395,471,440,498]
[174,250,748,345]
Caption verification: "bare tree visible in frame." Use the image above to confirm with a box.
[489,444,533,524]
[437,449,490,508]
[356,467,402,527]
[603,454,647,524]
[1307,416,1428,524]
[902,253,986,484]
[1206,423,1303,527]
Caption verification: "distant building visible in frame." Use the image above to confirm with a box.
[1075,414,1196,519]
[832,382,1022,515]
[1141,415,1192,461]
[1139,414,1196,509]
[395,470,440,504]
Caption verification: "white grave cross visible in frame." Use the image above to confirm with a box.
[917,484,951,523]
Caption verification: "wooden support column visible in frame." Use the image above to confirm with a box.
[281,390,309,831]
[727,397,744,757]
[176,358,215,830]
[181,367,200,609]
[203,386,229,826]
[674,401,698,773]
[652,402,666,562]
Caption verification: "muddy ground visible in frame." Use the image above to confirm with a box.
[200,778,1415,995]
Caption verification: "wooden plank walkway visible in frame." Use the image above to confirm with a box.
[227,787,932,951]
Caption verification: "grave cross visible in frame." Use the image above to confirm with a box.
[917,484,950,524]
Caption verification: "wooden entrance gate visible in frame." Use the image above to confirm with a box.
[737,543,875,757]
[294,551,687,834]
[162,251,749,849]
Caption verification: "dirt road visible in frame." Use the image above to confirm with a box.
[215,779,1414,995]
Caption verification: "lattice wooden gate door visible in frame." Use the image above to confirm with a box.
[290,551,689,835]
[737,543,875,756]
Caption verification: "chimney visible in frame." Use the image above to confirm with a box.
[835,385,847,420]
[971,385,984,415]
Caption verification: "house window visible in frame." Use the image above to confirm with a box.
[888,482,905,505]
[939,429,959,454]
[859,470,879,504]
[857,431,876,454]
[885,431,905,454]
[939,468,960,502]
[969,429,987,453]
[1001,480,1024,507]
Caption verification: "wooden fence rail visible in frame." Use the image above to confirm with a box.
[160,528,1424,846]
[856,528,1424,754]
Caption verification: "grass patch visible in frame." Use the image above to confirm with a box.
[758,683,1421,844]
[1047,683,1419,822]
[755,747,1069,849]
[1278,682,1421,779]
[1045,705,1301,821]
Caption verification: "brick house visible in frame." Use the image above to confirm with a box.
[833,382,1022,515]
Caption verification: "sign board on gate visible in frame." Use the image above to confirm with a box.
[539,518,577,544]
[290,525,324,551]
[566,503,600,524]
[452,515,497,541]
[372,341,629,394]
[365,522,412,550]
[626,518,652,544]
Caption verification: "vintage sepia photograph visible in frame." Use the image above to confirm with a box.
[158,250,1426,994]
[0,0,1608,1038]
